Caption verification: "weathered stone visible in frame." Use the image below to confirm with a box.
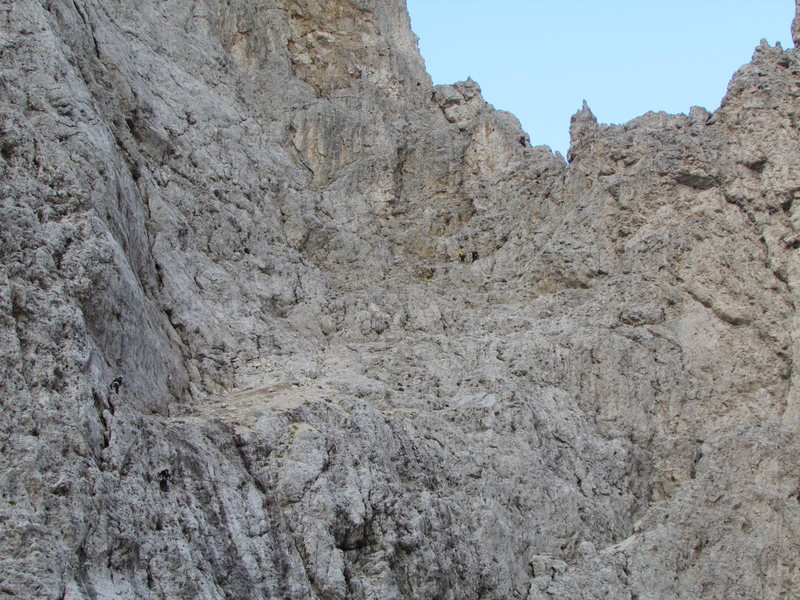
[1,1,799,599]
[793,0,800,47]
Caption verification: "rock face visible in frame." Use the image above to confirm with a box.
[794,1,800,46]
[1,1,799,598]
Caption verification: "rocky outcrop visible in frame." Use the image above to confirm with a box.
[1,1,799,599]
[794,0,800,47]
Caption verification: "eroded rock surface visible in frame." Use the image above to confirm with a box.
[1,1,799,598]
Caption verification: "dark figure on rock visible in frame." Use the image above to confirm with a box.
[158,469,171,492]
[109,376,124,394]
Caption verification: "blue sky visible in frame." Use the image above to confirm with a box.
[407,0,795,155]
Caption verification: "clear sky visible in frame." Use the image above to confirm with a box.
[407,0,795,155]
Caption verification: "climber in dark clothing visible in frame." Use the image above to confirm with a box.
[109,376,124,394]
[471,251,479,262]
[158,469,171,492]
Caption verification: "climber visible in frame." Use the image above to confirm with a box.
[458,250,467,263]
[471,251,479,262]
[109,376,124,394]
[158,469,171,492]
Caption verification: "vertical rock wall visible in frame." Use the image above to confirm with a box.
[1,1,799,599]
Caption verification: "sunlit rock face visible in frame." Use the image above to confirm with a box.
[1,1,799,599]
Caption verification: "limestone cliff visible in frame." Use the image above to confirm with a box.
[1,1,799,599]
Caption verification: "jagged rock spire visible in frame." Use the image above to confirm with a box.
[567,100,598,161]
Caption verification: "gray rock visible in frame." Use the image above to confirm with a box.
[1,0,799,598]
[794,0,800,47]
